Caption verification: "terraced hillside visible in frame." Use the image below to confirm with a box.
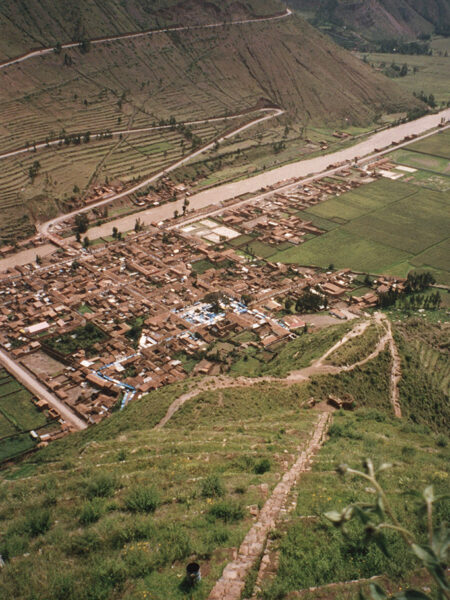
[0,0,420,243]
[0,313,448,599]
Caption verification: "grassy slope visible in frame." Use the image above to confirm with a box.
[0,383,316,600]
[0,317,448,598]
[262,408,449,598]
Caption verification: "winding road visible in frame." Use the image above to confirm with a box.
[155,312,402,430]
[0,9,292,71]
[41,109,450,238]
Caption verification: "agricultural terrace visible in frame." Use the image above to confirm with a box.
[0,369,53,462]
[0,119,231,244]
[274,165,450,284]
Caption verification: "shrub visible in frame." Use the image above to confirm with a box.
[125,485,160,513]
[49,573,77,600]
[79,499,104,525]
[208,499,245,523]
[122,541,154,577]
[25,508,52,537]
[254,458,271,474]
[201,474,225,498]
[436,434,448,447]
[85,472,117,499]
[328,422,363,440]
[401,445,416,460]
[158,524,192,562]
[91,558,127,592]
[0,533,29,560]
[67,530,100,556]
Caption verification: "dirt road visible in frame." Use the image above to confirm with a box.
[0,349,87,430]
[155,313,401,429]
[0,10,292,70]
[45,111,449,241]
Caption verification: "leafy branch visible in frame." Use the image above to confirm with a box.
[325,460,449,600]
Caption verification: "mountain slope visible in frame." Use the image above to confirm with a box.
[287,0,450,40]
[0,0,420,243]
[0,0,282,59]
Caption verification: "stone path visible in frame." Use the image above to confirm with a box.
[386,320,402,418]
[207,412,330,600]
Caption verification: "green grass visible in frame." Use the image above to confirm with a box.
[263,409,449,598]
[0,383,317,600]
[45,323,107,357]
[229,321,354,378]
[274,176,450,283]
[326,323,382,367]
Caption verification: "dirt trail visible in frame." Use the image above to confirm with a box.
[154,314,402,429]
[385,319,403,418]
[208,412,330,600]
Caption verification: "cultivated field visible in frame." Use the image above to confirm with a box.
[0,369,50,462]
[274,139,450,283]
[361,36,450,105]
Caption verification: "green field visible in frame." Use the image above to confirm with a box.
[363,40,450,105]
[0,369,51,462]
[274,177,450,283]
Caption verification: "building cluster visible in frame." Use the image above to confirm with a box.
[0,218,366,429]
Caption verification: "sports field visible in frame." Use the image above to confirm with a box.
[274,175,450,284]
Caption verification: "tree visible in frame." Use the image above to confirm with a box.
[174,209,179,219]
[284,297,294,312]
[112,227,118,239]
[400,63,408,77]
[134,218,143,233]
[35,255,42,265]
[54,42,62,55]
[325,460,449,600]
[75,213,89,234]
[83,236,90,248]
[295,289,327,312]
[28,161,41,181]
[75,231,81,243]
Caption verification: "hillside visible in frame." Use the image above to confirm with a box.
[0,0,282,59]
[0,316,448,599]
[288,0,450,43]
[0,0,420,244]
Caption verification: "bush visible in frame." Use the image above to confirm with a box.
[208,499,245,523]
[125,485,160,513]
[201,474,225,498]
[122,541,154,577]
[254,458,271,474]
[436,434,448,447]
[0,533,29,560]
[25,508,52,537]
[328,422,363,440]
[67,530,100,556]
[85,472,117,499]
[79,499,104,525]
[49,573,77,600]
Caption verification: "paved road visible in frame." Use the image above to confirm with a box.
[0,9,291,70]
[1,110,448,273]
[61,110,449,241]
[0,349,87,430]
[40,108,284,234]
